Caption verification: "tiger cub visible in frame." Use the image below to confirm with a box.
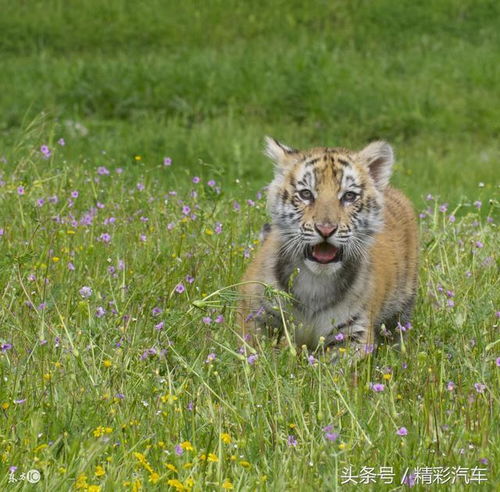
[238,138,418,358]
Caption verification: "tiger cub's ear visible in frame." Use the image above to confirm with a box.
[358,141,394,191]
[264,136,297,170]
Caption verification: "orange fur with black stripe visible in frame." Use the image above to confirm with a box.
[238,138,418,357]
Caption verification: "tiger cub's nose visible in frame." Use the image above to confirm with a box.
[314,223,338,238]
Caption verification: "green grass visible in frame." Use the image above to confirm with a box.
[0,125,498,490]
[0,1,499,490]
[0,0,499,202]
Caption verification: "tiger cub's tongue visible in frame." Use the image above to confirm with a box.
[312,243,338,263]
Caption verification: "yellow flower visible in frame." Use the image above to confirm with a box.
[52,256,60,262]
[149,472,160,484]
[207,453,219,462]
[288,423,296,429]
[338,443,346,450]
[58,467,67,474]
[88,486,101,492]
[165,463,178,472]
[103,359,112,368]
[95,465,105,477]
[167,479,186,491]
[238,460,251,468]
[180,441,194,451]
[183,462,193,469]
[161,393,178,404]
[1,402,9,410]
[134,155,142,161]
[222,480,234,489]
[43,373,52,382]
[205,228,214,235]
[184,477,195,488]
[383,373,392,380]
[34,444,48,453]
[54,361,63,369]
[75,473,88,489]
[220,433,231,444]
[67,230,76,235]
[93,426,105,437]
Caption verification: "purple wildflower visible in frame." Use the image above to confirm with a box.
[214,315,224,323]
[474,383,486,393]
[308,355,317,366]
[95,307,106,318]
[439,203,448,213]
[425,194,434,201]
[163,157,172,166]
[175,283,185,294]
[247,199,255,207]
[79,286,92,298]
[335,333,344,342]
[185,275,195,284]
[448,215,456,223]
[36,198,45,207]
[403,472,417,487]
[207,179,216,187]
[325,432,339,442]
[371,383,385,392]
[396,427,408,436]
[155,321,164,331]
[214,222,223,234]
[287,435,298,447]
[496,357,500,367]
[192,176,200,184]
[97,166,109,175]
[447,300,455,308]
[1,343,13,352]
[447,381,455,391]
[136,183,145,191]
[475,241,484,248]
[71,190,79,199]
[182,205,191,215]
[202,317,212,324]
[17,186,25,195]
[40,145,51,158]
[174,444,183,456]
[474,200,482,209]
[57,138,65,146]
[232,201,241,211]
[14,399,26,405]
[152,307,162,317]
[99,233,111,243]
[247,354,258,365]
[205,353,216,364]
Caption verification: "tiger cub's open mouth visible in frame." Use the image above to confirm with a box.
[306,242,343,264]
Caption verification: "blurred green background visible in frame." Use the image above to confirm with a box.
[1,0,499,204]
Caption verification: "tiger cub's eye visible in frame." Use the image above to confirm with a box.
[342,191,358,203]
[298,189,314,201]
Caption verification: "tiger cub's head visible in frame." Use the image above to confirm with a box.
[265,137,394,275]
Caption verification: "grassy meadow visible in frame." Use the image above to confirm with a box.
[0,0,499,490]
